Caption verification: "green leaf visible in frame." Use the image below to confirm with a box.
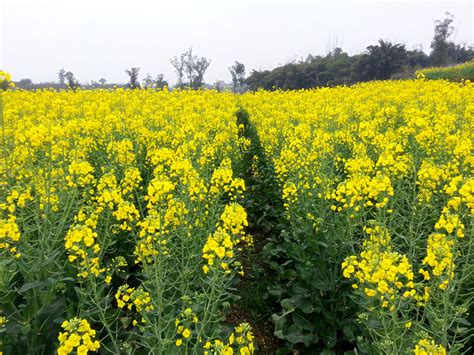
[281,298,294,311]
[366,319,382,329]
[18,282,44,293]
[292,311,314,331]
[456,318,471,326]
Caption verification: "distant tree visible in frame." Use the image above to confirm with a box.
[229,61,246,92]
[246,69,272,91]
[214,80,223,92]
[99,78,107,86]
[58,68,66,86]
[170,48,211,89]
[125,67,141,89]
[170,55,185,88]
[183,49,194,88]
[406,48,431,68]
[154,74,168,89]
[142,73,168,89]
[245,32,463,92]
[192,57,211,90]
[430,12,454,66]
[327,47,344,58]
[246,47,359,91]
[143,73,154,89]
[65,71,80,90]
[325,48,353,85]
[305,54,315,63]
[447,42,474,63]
[18,78,33,89]
[352,40,407,81]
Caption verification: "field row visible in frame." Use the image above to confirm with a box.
[240,80,473,354]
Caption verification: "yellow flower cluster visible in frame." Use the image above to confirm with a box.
[202,230,234,274]
[169,159,207,201]
[416,161,448,204]
[64,166,141,277]
[329,173,394,211]
[0,70,15,88]
[0,188,33,257]
[120,167,142,195]
[458,179,474,214]
[282,182,298,211]
[219,203,249,238]
[66,160,96,189]
[210,159,246,201]
[203,323,255,355]
[4,189,32,212]
[95,172,140,231]
[144,176,175,209]
[421,233,454,290]
[342,224,417,308]
[134,210,169,263]
[412,338,446,355]
[0,71,12,83]
[57,318,100,355]
[115,284,154,326]
[64,222,103,278]
[202,203,250,274]
[434,177,473,239]
[174,307,198,347]
[435,213,465,238]
[418,176,473,290]
[147,145,208,204]
[106,139,135,166]
[95,174,118,203]
[0,214,21,257]
[229,323,255,355]
[0,314,7,328]
[134,170,187,263]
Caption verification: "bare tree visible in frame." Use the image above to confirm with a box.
[143,73,168,90]
[214,80,227,92]
[143,73,154,89]
[184,49,195,88]
[170,56,185,88]
[229,61,246,93]
[192,55,211,90]
[170,48,211,89]
[125,67,141,89]
[58,68,66,87]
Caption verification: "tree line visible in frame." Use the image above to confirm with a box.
[11,12,473,92]
[246,12,473,90]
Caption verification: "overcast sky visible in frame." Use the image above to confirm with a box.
[0,0,472,85]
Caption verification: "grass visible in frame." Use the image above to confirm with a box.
[416,60,474,81]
